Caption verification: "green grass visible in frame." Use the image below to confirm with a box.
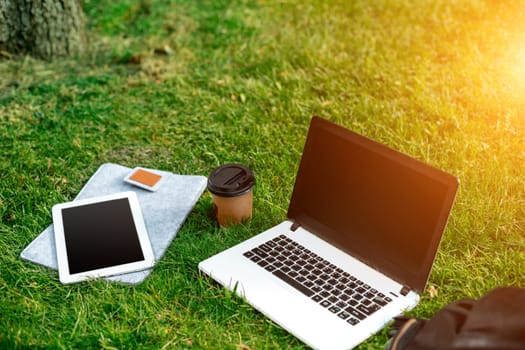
[1,0,524,348]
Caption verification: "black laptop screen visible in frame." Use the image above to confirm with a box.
[288,117,458,293]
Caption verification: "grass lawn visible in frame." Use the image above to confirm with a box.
[1,0,524,348]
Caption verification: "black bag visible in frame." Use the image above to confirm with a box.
[386,287,525,350]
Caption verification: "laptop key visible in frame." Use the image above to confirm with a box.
[304,281,314,288]
[348,299,358,307]
[253,248,268,258]
[311,285,322,293]
[320,291,330,298]
[323,267,333,274]
[272,254,286,262]
[293,249,303,256]
[315,278,326,286]
[260,244,273,253]
[295,257,307,266]
[335,283,346,291]
[266,240,277,248]
[347,317,360,326]
[357,303,380,316]
[249,255,261,263]
[368,303,381,313]
[336,301,347,309]
[356,287,367,294]
[299,269,309,276]
[343,288,354,296]
[304,264,315,271]
[345,306,367,320]
[337,311,351,320]
[273,269,314,297]
[312,268,323,275]
[315,262,326,269]
[373,297,388,307]
[365,292,375,299]
[312,295,323,302]
[320,300,331,308]
[320,274,330,281]
[328,296,338,304]
[332,288,343,295]
[257,260,268,268]
[306,274,317,281]
[265,265,276,272]
[328,306,341,314]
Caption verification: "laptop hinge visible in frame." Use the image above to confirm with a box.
[290,221,301,232]
[400,286,411,296]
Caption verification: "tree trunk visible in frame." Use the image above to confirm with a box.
[0,0,86,60]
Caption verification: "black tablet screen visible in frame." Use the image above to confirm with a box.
[61,198,145,274]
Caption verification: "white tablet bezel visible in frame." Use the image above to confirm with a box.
[52,191,155,284]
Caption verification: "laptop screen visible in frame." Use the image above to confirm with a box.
[288,117,459,293]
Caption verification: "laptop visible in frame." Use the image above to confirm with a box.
[199,116,459,350]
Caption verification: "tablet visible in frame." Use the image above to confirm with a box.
[52,191,155,284]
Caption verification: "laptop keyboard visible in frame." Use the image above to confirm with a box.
[243,234,393,326]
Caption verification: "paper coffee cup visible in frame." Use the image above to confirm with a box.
[207,164,255,227]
